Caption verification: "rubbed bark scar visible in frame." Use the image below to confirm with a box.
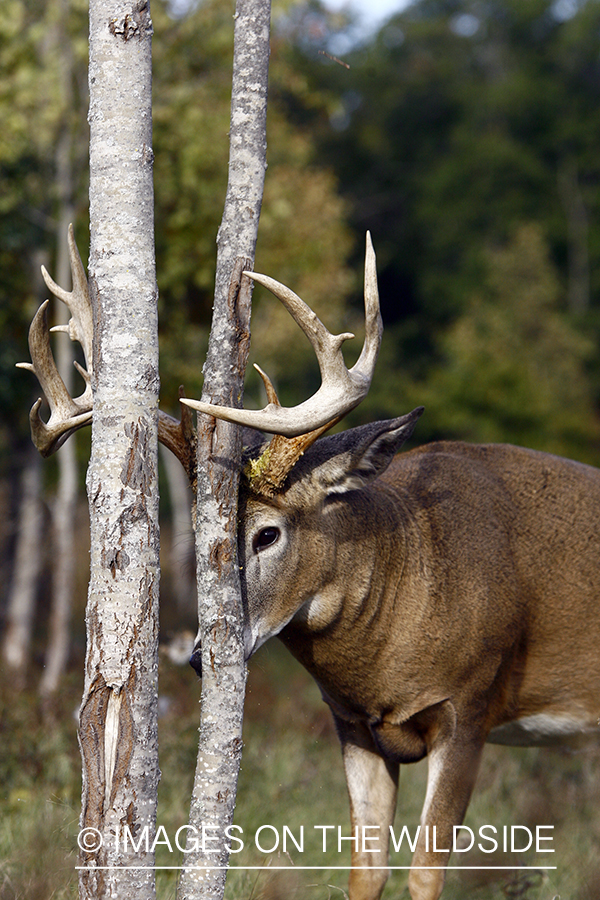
[121,421,153,495]
[79,674,136,837]
[105,547,130,578]
[209,539,232,576]
[108,684,135,808]
[79,675,110,859]
[108,1,152,42]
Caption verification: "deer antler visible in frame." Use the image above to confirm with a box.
[181,233,383,438]
[17,224,94,456]
[18,227,380,490]
[18,226,197,480]
[242,363,343,496]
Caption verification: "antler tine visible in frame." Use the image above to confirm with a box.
[19,226,199,476]
[42,223,94,372]
[253,363,281,406]
[181,232,382,437]
[350,232,383,384]
[17,300,92,456]
[17,224,94,456]
[158,387,197,486]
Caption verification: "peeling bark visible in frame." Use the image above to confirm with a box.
[79,2,160,899]
[177,2,271,899]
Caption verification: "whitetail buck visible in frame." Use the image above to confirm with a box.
[20,230,600,900]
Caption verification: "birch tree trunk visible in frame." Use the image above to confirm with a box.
[78,2,160,898]
[178,1,271,897]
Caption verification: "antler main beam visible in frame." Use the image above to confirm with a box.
[17,225,94,456]
[18,226,196,479]
[180,233,383,437]
[18,227,381,486]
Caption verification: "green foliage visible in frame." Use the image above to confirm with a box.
[151,0,354,412]
[418,224,600,460]
[305,0,600,318]
[282,0,600,461]
[0,0,89,465]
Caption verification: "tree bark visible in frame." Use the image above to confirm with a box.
[78,2,160,899]
[177,1,271,898]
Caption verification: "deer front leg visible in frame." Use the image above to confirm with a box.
[334,716,399,900]
[408,720,485,900]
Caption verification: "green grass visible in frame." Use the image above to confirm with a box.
[2,643,600,899]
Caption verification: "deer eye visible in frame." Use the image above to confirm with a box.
[253,527,280,553]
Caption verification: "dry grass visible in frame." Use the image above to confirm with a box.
[1,643,599,900]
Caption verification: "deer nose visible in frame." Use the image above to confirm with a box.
[189,643,202,678]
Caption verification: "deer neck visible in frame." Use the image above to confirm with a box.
[278,483,418,710]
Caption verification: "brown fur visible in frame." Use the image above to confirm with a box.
[196,409,600,900]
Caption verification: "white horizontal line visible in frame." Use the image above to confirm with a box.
[76,865,557,871]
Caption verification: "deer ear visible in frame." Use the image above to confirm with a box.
[315,407,424,496]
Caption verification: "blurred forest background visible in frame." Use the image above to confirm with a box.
[3,0,600,898]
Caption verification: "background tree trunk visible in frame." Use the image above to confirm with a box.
[558,160,590,315]
[40,48,78,694]
[78,2,160,898]
[1,449,43,689]
[177,1,271,898]
[160,444,195,616]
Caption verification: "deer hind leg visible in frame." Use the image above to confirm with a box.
[334,716,399,900]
